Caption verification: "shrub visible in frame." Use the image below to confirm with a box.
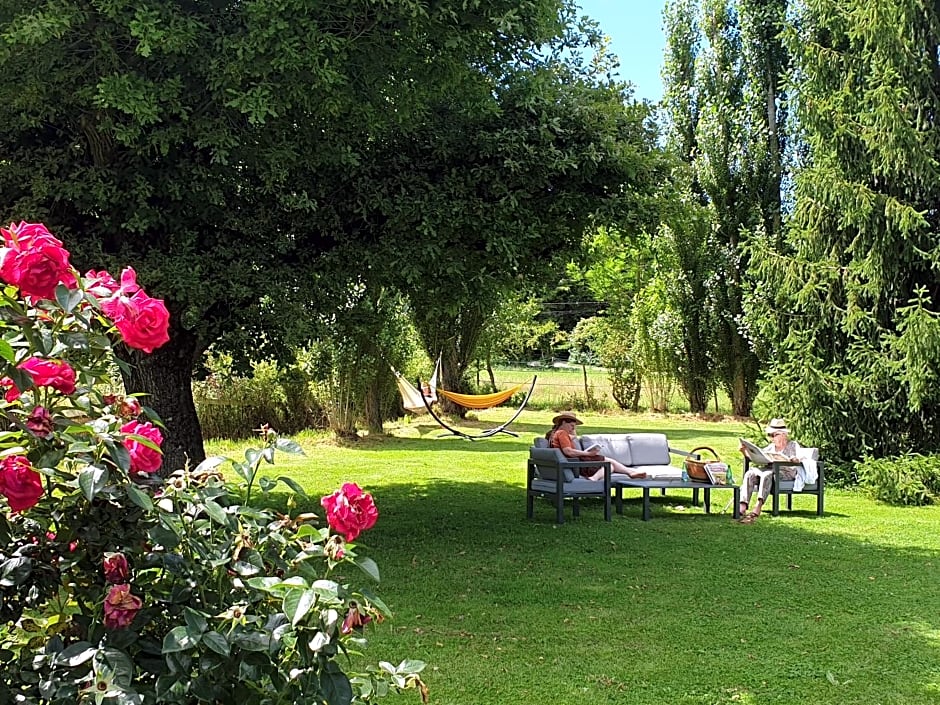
[857,453,940,506]
[0,222,425,705]
[194,351,326,439]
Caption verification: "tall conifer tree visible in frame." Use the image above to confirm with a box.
[753,0,940,462]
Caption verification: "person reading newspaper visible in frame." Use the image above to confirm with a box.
[736,418,802,523]
[546,412,646,481]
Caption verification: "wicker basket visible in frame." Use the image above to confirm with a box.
[684,446,721,483]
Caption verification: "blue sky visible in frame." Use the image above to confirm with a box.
[575,1,668,103]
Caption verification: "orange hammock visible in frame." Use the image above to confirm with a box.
[435,383,526,410]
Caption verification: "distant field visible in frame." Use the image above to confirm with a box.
[475,364,734,415]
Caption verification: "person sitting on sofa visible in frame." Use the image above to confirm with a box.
[546,412,646,481]
[737,418,802,524]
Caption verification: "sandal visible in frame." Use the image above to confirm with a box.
[737,512,759,524]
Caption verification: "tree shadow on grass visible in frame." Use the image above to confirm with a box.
[348,478,940,705]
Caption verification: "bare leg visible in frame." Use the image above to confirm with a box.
[609,457,646,479]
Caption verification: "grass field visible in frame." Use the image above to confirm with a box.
[207,410,940,705]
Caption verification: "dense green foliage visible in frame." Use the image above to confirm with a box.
[1,0,656,461]
[858,453,940,506]
[751,0,940,462]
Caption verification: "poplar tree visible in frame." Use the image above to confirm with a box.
[752,0,940,463]
[660,0,716,413]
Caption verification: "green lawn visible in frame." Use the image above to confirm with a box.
[207,410,940,705]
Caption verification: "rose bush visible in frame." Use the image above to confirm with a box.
[0,222,426,704]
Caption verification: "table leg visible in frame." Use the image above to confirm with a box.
[704,488,711,514]
[642,487,651,521]
[733,487,740,519]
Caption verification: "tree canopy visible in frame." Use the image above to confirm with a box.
[1,0,660,463]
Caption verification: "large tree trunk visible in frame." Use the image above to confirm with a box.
[119,324,205,474]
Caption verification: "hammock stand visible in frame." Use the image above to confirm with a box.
[417,374,537,441]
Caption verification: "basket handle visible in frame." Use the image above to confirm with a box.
[688,446,720,461]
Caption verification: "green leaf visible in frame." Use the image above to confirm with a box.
[232,461,252,484]
[284,588,317,626]
[277,475,307,495]
[354,557,380,582]
[275,438,304,455]
[201,631,230,657]
[57,642,95,667]
[78,465,108,502]
[262,446,275,464]
[162,625,200,653]
[202,499,230,526]
[194,456,227,474]
[395,659,426,674]
[0,339,14,364]
[54,284,84,313]
[104,440,132,473]
[245,448,261,467]
[320,662,353,705]
[183,607,208,636]
[125,483,153,511]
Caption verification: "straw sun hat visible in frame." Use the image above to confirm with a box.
[765,418,790,436]
[552,411,583,426]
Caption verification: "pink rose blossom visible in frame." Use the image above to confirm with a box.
[120,397,142,419]
[103,552,130,584]
[340,603,373,635]
[320,483,378,542]
[0,455,43,512]
[18,357,76,395]
[0,377,20,403]
[120,420,163,473]
[86,266,140,300]
[0,222,76,300]
[102,289,170,354]
[25,406,54,438]
[103,584,142,629]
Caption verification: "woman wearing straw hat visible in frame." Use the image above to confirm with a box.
[737,418,803,523]
[545,412,647,481]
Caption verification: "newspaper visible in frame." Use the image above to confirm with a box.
[739,438,789,464]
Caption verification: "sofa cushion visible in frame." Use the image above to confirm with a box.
[627,433,670,466]
[581,434,631,466]
[530,478,605,496]
[631,464,682,480]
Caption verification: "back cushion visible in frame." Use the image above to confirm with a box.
[581,434,632,466]
[533,437,549,449]
[627,433,670,466]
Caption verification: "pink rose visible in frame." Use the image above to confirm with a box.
[0,377,20,403]
[86,266,140,300]
[340,603,372,635]
[0,222,76,300]
[320,483,378,542]
[103,552,130,583]
[25,406,54,438]
[0,455,44,512]
[120,420,163,473]
[103,584,142,629]
[120,397,142,419]
[18,357,77,395]
[103,290,170,354]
